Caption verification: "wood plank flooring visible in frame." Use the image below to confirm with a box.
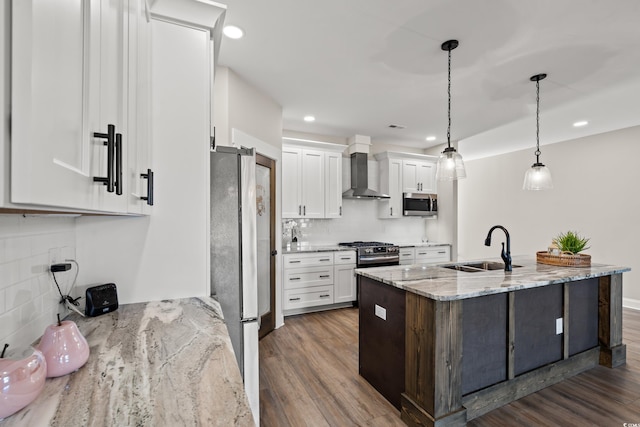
[259,307,640,426]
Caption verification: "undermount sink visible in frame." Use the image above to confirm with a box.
[442,261,522,273]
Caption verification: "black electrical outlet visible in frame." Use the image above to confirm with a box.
[50,263,71,272]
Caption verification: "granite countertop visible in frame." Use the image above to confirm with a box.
[282,244,355,254]
[356,256,630,301]
[0,297,254,427]
[397,242,450,248]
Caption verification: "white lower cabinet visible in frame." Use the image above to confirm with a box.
[415,246,451,264]
[334,251,356,304]
[399,247,416,265]
[400,245,451,265]
[283,250,356,313]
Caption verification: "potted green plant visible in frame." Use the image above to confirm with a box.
[553,231,590,255]
[537,230,592,267]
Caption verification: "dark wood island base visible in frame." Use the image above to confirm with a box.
[357,260,630,427]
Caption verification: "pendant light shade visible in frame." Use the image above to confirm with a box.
[436,40,466,181]
[523,73,553,190]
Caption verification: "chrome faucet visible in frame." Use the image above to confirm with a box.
[484,225,512,272]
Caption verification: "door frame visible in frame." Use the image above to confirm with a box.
[256,153,276,339]
[231,128,283,329]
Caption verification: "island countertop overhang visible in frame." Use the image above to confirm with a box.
[355,256,631,301]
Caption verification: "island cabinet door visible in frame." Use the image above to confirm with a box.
[461,293,508,395]
[514,284,563,376]
[568,278,599,356]
[358,276,406,410]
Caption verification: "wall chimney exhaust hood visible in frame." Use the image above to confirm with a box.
[342,152,389,199]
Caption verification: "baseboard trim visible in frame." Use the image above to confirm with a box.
[623,298,640,311]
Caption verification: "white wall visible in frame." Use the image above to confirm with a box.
[458,125,640,308]
[214,67,283,150]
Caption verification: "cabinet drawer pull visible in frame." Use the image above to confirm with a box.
[340,257,351,260]
[289,297,301,301]
[289,277,301,281]
[438,251,446,254]
[115,133,123,195]
[140,168,154,206]
[401,253,412,257]
[319,275,330,278]
[319,258,330,262]
[289,260,301,264]
[93,124,116,192]
[320,294,330,298]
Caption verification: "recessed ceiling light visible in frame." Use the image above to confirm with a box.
[426,136,436,142]
[304,115,315,122]
[223,25,244,39]
[573,120,588,127]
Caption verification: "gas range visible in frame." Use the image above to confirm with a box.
[338,241,400,268]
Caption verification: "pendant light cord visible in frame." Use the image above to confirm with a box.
[535,79,541,163]
[447,48,452,149]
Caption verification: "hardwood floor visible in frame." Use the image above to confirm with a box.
[260,307,640,426]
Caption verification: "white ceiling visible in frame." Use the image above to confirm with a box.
[217,0,640,156]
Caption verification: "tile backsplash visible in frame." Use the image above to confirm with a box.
[0,215,75,355]
[282,198,434,246]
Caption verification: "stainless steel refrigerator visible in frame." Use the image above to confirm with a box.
[210,146,259,423]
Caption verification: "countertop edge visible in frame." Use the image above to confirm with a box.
[356,258,631,301]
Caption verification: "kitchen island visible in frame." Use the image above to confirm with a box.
[0,297,254,427]
[356,257,630,427]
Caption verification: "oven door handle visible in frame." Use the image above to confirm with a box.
[358,254,400,265]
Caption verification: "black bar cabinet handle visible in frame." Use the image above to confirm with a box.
[115,133,123,195]
[93,124,115,192]
[140,169,154,206]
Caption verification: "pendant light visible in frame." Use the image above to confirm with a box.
[523,74,553,190]
[436,39,466,181]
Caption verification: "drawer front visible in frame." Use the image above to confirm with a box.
[284,285,334,310]
[284,266,333,289]
[334,251,356,265]
[415,246,451,263]
[399,247,415,265]
[284,252,334,268]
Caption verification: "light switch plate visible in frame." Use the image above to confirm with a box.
[375,304,387,321]
[556,317,563,334]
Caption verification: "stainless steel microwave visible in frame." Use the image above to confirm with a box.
[403,193,437,216]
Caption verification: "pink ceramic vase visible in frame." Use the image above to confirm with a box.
[37,320,90,378]
[0,348,47,420]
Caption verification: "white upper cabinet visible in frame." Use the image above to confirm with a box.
[282,146,303,218]
[301,148,325,218]
[324,151,343,218]
[282,140,345,219]
[11,0,135,213]
[376,152,438,219]
[376,155,403,219]
[402,159,436,193]
[127,0,154,214]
